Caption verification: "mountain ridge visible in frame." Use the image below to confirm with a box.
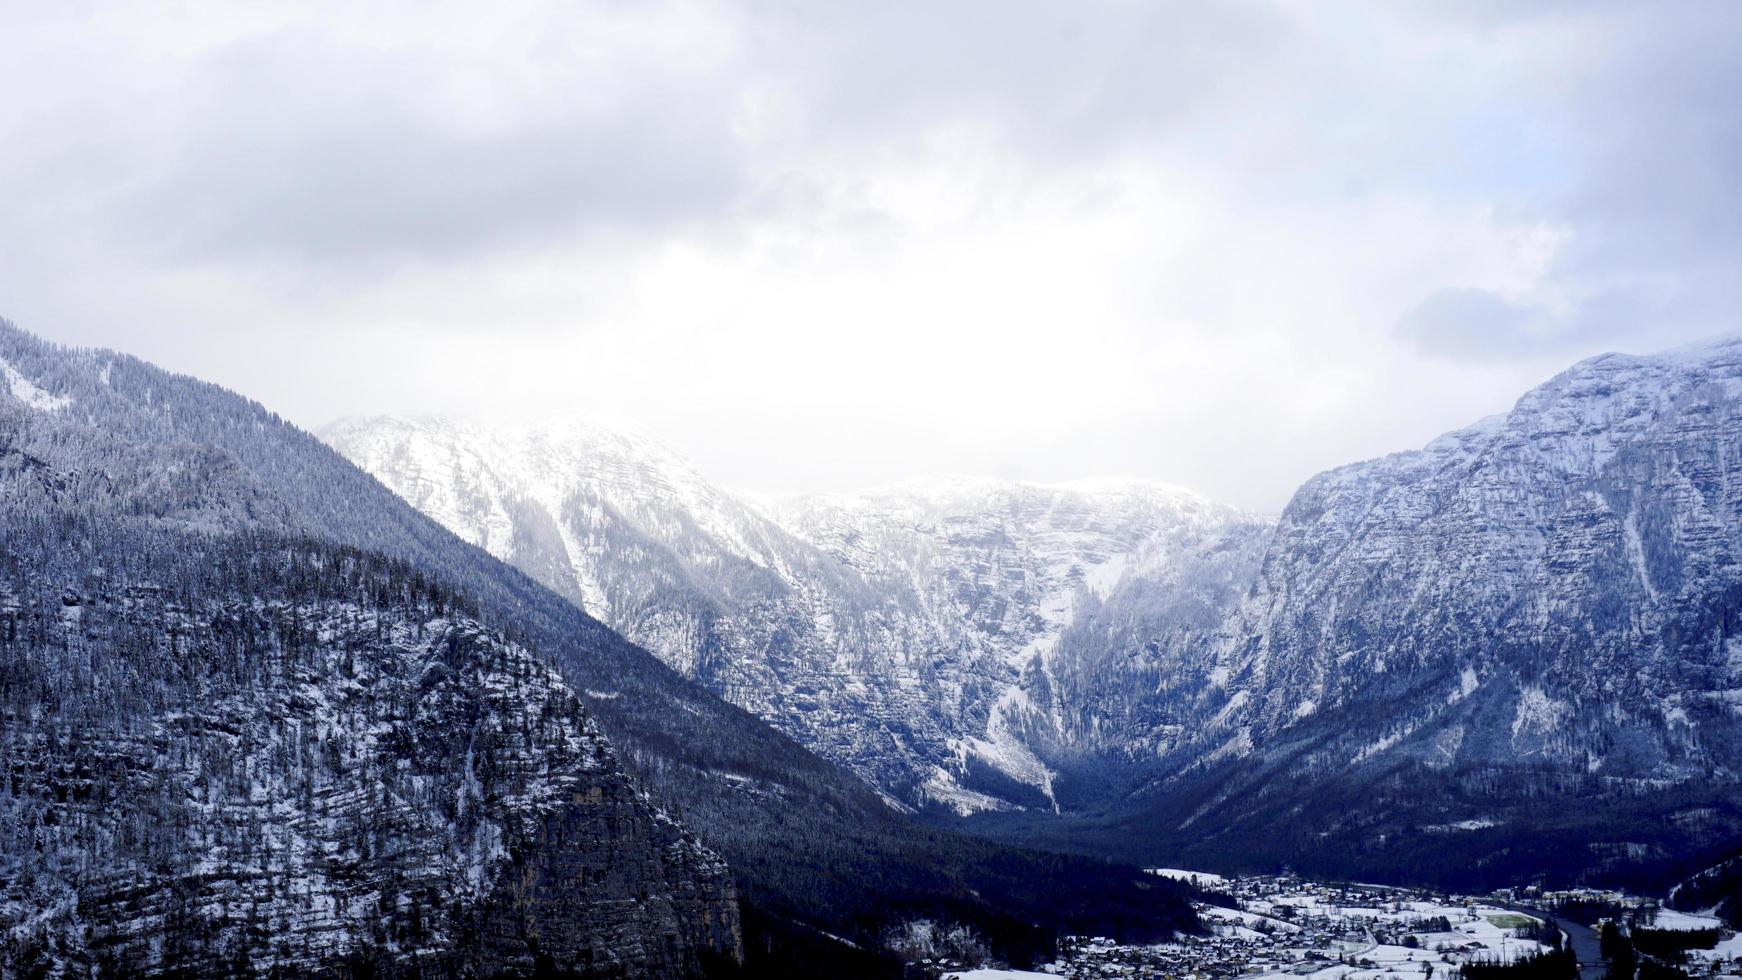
[0,394,742,975]
[321,413,1272,815]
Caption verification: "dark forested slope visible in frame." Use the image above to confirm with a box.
[0,409,741,975]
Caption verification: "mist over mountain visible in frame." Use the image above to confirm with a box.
[322,417,1272,816]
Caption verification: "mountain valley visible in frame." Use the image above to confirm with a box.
[327,338,1742,896]
[5,319,1742,975]
[0,322,1198,977]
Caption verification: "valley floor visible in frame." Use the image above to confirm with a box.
[942,872,1742,980]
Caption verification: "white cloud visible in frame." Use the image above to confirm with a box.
[0,1,1735,509]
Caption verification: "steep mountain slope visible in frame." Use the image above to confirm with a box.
[0,405,739,976]
[0,320,1199,971]
[321,419,1270,814]
[317,417,949,802]
[1212,337,1742,772]
[317,330,1742,892]
[764,478,1271,812]
[1010,337,1742,888]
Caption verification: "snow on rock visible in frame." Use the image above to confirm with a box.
[324,417,1271,813]
[1140,336,1742,873]
[0,556,741,977]
[1196,335,1742,782]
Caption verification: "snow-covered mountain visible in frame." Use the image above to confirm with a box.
[1204,336,1742,776]
[0,394,740,975]
[321,418,1271,814]
[761,477,1271,812]
[326,335,1742,889]
[1080,336,1742,884]
[0,320,1201,972]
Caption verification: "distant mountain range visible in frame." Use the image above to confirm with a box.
[321,417,1271,815]
[328,337,1742,890]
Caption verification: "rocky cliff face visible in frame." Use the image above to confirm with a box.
[1,576,740,977]
[322,418,1270,814]
[765,477,1271,811]
[319,416,957,804]
[1064,338,1742,885]
[325,336,1742,887]
[1197,338,1742,780]
[0,349,740,976]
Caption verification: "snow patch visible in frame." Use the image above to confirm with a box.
[965,685,1058,809]
[1456,667,1479,701]
[1149,867,1227,885]
[1623,510,1659,602]
[919,768,1015,817]
[0,356,71,412]
[1511,687,1572,738]
[1352,728,1407,764]
[1651,908,1724,932]
[1422,818,1501,833]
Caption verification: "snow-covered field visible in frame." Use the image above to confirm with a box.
[1148,867,1229,887]
[948,872,1589,980]
[1653,908,1725,931]
[1691,932,1742,971]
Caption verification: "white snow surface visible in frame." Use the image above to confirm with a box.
[0,356,71,412]
[1652,908,1725,931]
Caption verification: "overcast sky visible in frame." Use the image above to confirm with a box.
[2,1,1737,509]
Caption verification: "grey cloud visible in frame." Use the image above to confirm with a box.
[1384,1,1742,363]
[745,0,1292,161]
[3,0,1741,511]
[1395,289,1547,361]
[117,30,748,271]
[1532,5,1742,268]
[1395,285,1705,363]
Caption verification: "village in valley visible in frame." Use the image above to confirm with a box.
[943,870,1742,980]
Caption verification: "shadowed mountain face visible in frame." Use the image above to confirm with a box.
[0,321,1199,974]
[321,417,1272,814]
